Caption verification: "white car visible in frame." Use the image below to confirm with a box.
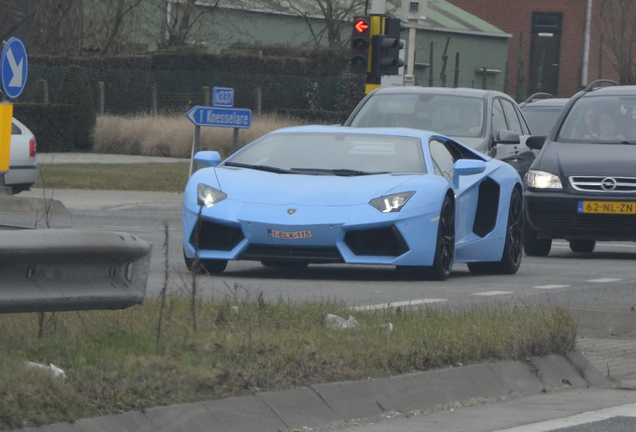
[5,118,38,194]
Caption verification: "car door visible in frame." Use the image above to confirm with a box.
[428,137,482,245]
[494,98,535,177]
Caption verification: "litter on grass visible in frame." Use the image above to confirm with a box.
[24,361,66,379]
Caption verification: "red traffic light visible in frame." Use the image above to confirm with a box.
[354,19,369,33]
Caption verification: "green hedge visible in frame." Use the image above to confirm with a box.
[56,65,96,150]
[29,49,349,77]
[12,103,76,152]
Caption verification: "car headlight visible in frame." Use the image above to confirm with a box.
[197,183,227,208]
[525,170,563,189]
[369,191,415,213]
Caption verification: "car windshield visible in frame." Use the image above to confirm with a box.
[522,106,564,135]
[349,93,485,138]
[556,95,636,143]
[225,132,427,174]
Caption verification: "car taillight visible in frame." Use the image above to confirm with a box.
[29,137,36,157]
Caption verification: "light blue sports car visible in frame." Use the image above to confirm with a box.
[182,125,523,280]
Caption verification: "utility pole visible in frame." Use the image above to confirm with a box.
[402,0,427,86]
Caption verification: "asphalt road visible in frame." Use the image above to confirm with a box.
[9,188,636,319]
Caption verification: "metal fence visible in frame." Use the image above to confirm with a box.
[20,64,347,116]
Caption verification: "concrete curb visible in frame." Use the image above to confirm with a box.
[20,352,608,432]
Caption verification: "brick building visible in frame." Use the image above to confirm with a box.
[447,0,619,101]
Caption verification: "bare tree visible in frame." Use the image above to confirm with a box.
[258,0,364,48]
[599,0,636,84]
[162,0,220,50]
[0,0,82,55]
[81,0,145,55]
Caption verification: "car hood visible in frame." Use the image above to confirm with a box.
[212,166,420,206]
[537,142,636,177]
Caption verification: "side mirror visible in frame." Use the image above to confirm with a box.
[526,135,547,150]
[194,151,222,167]
[495,130,521,145]
[452,159,486,186]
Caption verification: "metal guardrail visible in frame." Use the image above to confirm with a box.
[0,229,152,313]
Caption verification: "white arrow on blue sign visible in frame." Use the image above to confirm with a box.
[1,37,28,99]
[187,105,252,129]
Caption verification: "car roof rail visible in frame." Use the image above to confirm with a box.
[583,79,618,93]
[522,92,553,104]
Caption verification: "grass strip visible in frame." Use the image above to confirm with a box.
[0,296,576,429]
[35,163,190,192]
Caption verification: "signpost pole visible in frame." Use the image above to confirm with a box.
[189,125,200,177]
[232,128,239,153]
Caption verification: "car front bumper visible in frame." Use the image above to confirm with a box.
[525,189,636,241]
[182,200,442,267]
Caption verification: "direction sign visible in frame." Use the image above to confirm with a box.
[212,87,234,108]
[187,105,252,129]
[1,37,28,99]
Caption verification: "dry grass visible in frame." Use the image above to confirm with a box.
[92,113,304,158]
[0,294,577,429]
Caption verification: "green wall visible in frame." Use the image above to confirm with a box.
[406,30,509,91]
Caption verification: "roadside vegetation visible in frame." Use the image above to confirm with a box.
[33,113,306,191]
[91,113,304,158]
[35,163,190,192]
[0,293,576,429]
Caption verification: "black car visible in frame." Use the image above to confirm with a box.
[523,80,636,256]
[344,86,535,177]
[520,95,569,136]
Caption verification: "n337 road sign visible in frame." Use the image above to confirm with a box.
[1,37,28,99]
[186,105,252,129]
[212,87,234,107]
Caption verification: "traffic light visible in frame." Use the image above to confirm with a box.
[371,18,405,77]
[350,16,371,74]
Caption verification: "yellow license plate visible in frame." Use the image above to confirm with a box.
[578,201,636,214]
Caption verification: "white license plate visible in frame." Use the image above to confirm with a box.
[267,229,312,240]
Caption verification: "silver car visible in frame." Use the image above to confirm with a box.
[5,118,39,194]
[344,86,535,177]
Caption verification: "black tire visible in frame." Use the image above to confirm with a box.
[569,240,596,253]
[429,195,455,281]
[468,187,523,275]
[523,216,551,257]
[184,250,227,275]
[261,260,309,268]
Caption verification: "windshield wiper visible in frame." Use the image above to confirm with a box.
[224,162,293,174]
[290,168,389,176]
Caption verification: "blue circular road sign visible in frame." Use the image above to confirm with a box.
[1,37,28,99]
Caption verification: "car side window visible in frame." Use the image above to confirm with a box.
[11,122,21,135]
[492,99,508,138]
[429,139,455,182]
[500,99,524,135]
[516,104,531,135]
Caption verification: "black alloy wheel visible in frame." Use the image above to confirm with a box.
[429,195,455,281]
[468,187,523,275]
